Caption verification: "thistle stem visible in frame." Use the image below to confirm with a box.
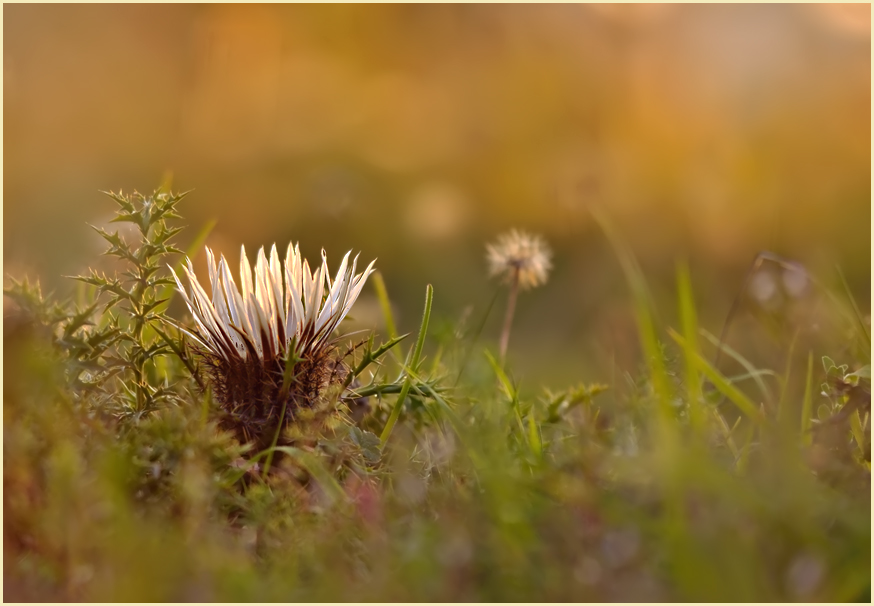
[262,398,288,478]
[498,266,520,366]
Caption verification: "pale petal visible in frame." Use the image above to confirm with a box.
[269,244,286,339]
[239,245,262,357]
[254,247,279,354]
[206,248,241,354]
[181,262,236,360]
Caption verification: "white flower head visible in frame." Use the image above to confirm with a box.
[486,229,552,290]
[171,243,375,364]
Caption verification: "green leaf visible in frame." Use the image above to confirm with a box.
[62,301,99,338]
[349,426,382,464]
[822,356,836,374]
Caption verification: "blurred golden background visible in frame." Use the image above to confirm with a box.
[4,4,870,384]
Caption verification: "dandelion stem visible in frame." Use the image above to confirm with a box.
[498,266,520,366]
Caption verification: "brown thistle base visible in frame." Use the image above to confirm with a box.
[195,345,347,452]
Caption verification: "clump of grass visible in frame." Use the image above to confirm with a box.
[3,186,870,602]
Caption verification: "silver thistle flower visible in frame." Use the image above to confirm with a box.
[169,243,375,446]
[171,243,375,363]
[486,229,552,291]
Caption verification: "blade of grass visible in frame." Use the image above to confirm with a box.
[801,352,814,445]
[836,265,870,348]
[849,410,866,458]
[677,261,704,430]
[713,412,740,460]
[776,332,799,424]
[699,329,776,405]
[485,349,525,435]
[484,349,516,401]
[735,413,759,472]
[592,209,671,409]
[430,345,443,376]
[380,284,432,447]
[727,370,781,384]
[527,414,542,458]
[454,284,501,387]
[371,270,397,340]
[669,328,763,423]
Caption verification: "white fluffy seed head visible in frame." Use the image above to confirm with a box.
[486,229,552,290]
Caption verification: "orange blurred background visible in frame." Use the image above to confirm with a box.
[4,4,870,384]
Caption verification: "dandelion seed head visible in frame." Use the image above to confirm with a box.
[486,229,552,290]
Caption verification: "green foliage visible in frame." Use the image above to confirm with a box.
[3,190,870,601]
[71,189,190,418]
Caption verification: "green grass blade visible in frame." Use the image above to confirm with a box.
[836,265,871,348]
[380,284,433,446]
[669,328,763,423]
[527,414,542,458]
[735,416,758,472]
[485,349,516,400]
[371,270,397,340]
[454,284,501,387]
[849,410,866,457]
[592,209,671,409]
[801,352,814,445]
[677,261,704,429]
[699,329,775,405]
[485,349,524,434]
[775,332,799,424]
